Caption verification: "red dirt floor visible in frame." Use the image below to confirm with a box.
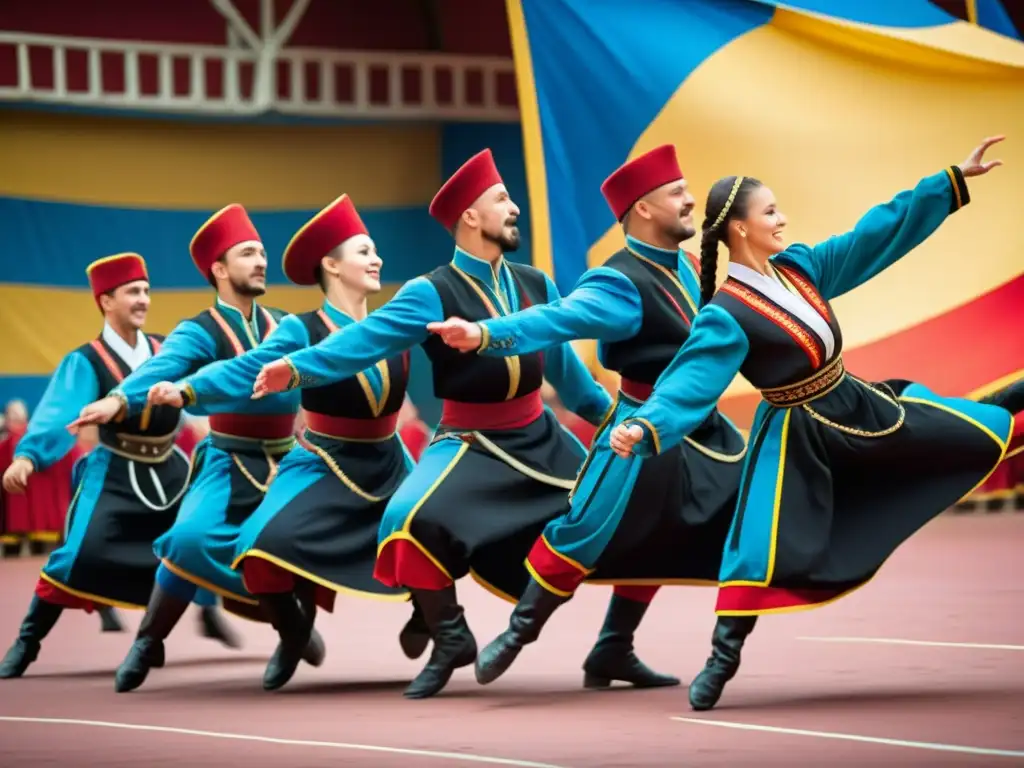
[1,513,1022,767]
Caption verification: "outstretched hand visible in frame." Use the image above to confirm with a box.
[426,317,482,353]
[252,359,294,399]
[67,396,124,434]
[958,135,1005,177]
[609,423,645,458]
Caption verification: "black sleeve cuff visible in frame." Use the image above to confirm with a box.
[179,384,197,408]
[946,165,970,213]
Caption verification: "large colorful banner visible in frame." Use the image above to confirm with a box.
[507,0,1024,426]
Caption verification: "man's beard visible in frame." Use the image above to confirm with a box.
[231,275,266,297]
[483,226,520,252]
[667,220,697,243]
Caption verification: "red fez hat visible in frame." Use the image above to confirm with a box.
[282,194,370,286]
[429,149,504,230]
[600,144,684,221]
[189,204,261,278]
[86,253,149,307]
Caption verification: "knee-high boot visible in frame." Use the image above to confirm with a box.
[398,594,431,660]
[688,615,758,711]
[0,596,63,679]
[582,594,680,688]
[114,586,189,693]
[403,585,476,700]
[475,578,568,685]
[260,592,319,691]
[197,605,242,649]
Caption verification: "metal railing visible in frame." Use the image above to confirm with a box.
[0,31,519,121]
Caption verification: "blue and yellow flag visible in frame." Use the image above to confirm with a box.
[507,0,1024,425]
[969,0,1021,40]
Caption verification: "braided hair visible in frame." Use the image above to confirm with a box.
[699,175,762,306]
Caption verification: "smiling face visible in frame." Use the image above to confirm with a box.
[323,234,383,295]
[730,184,788,257]
[100,279,151,330]
[636,178,697,243]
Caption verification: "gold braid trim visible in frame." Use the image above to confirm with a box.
[231,450,279,493]
[711,176,745,231]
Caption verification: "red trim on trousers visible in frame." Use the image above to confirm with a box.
[716,583,850,613]
[525,537,587,594]
[240,557,336,612]
[373,539,452,590]
[34,578,96,612]
[613,584,659,603]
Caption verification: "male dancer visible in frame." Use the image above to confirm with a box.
[146,194,429,690]
[0,253,234,679]
[251,149,614,699]
[431,145,747,687]
[70,206,319,692]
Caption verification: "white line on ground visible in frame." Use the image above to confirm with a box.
[671,717,1024,758]
[797,636,1024,651]
[0,716,569,768]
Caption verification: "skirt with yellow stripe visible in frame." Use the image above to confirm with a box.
[153,433,294,612]
[715,376,1013,616]
[42,444,196,609]
[374,409,587,602]
[232,432,412,606]
[535,393,748,590]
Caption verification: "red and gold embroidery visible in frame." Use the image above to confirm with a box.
[720,280,822,369]
[207,307,247,356]
[657,285,691,326]
[774,264,831,323]
[89,340,125,383]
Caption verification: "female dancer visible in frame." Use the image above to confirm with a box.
[609,136,1020,710]
[148,195,427,690]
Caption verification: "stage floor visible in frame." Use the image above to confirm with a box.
[1,513,1022,767]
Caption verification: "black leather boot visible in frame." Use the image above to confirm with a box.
[979,379,1024,415]
[98,606,125,633]
[261,592,315,691]
[688,615,757,711]
[198,606,241,649]
[293,581,327,669]
[398,596,430,660]
[582,594,680,689]
[0,596,63,679]
[403,585,476,699]
[114,586,189,693]
[475,578,567,685]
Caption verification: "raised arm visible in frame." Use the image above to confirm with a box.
[15,352,99,471]
[535,274,614,425]
[281,278,442,389]
[179,315,309,406]
[476,268,642,356]
[113,321,217,417]
[617,304,749,458]
[777,137,1002,301]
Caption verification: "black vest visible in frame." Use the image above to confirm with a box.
[297,309,408,418]
[711,262,844,390]
[78,333,182,439]
[600,248,698,385]
[187,304,289,362]
[421,263,548,402]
